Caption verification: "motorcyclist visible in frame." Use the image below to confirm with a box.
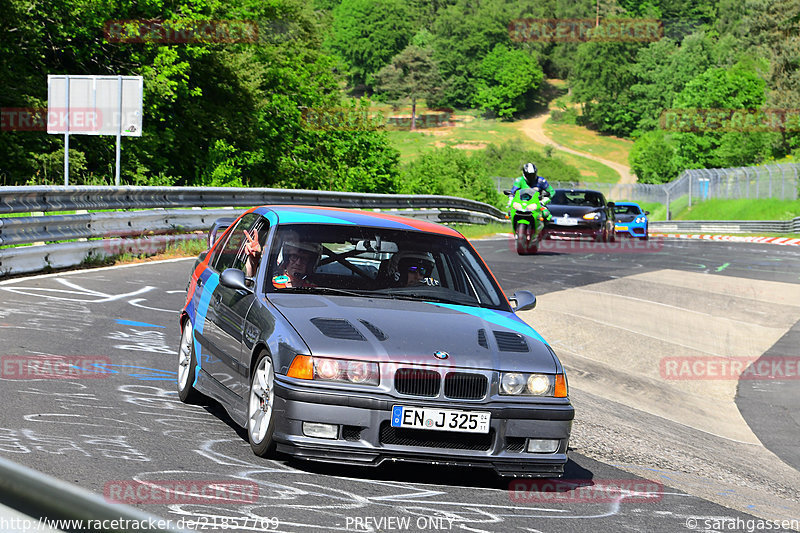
[507,163,554,222]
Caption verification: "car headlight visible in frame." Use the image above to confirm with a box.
[500,372,562,396]
[500,372,526,395]
[527,374,551,395]
[635,216,646,223]
[288,356,379,386]
[582,212,600,220]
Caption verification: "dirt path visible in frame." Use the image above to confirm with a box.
[517,111,637,185]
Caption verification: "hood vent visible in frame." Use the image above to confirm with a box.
[310,318,366,341]
[493,331,529,352]
[477,329,488,349]
[359,319,387,341]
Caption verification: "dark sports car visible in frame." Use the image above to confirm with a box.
[545,189,616,242]
[179,206,573,477]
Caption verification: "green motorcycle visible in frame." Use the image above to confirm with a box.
[505,187,552,255]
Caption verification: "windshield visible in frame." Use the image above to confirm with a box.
[266,224,508,310]
[551,191,605,207]
[614,205,642,215]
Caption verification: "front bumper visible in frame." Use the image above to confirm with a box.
[615,223,647,237]
[271,379,573,477]
[544,220,603,240]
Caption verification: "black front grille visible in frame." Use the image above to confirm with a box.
[342,426,362,441]
[379,423,494,451]
[506,437,526,452]
[394,368,441,397]
[444,372,487,400]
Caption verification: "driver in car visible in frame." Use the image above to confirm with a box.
[272,234,321,288]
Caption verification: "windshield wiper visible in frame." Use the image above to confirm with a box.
[389,293,477,306]
[285,286,382,298]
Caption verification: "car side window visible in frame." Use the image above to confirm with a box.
[213,213,259,272]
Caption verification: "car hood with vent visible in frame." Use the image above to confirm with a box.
[614,213,639,222]
[268,294,559,373]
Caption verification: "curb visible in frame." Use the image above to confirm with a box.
[652,233,800,246]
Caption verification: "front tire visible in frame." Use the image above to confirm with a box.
[178,322,200,403]
[515,223,528,255]
[248,353,277,457]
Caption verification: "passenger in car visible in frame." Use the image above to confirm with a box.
[390,251,436,287]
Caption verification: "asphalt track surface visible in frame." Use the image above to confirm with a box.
[0,236,798,533]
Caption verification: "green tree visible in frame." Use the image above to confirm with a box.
[429,0,513,107]
[327,0,414,89]
[373,45,443,130]
[400,147,503,207]
[671,63,771,170]
[628,130,680,183]
[474,44,544,118]
[571,38,643,136]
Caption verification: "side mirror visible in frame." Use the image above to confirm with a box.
[503,189,512,196]
[607,202,615,208]
[645,211,651,215]
[220,268,253,293]
[510,290,536,312]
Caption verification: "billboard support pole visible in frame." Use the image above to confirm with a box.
[115,75,122,186]
[64,77,70,186]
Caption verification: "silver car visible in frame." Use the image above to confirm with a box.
[179,206,573,477]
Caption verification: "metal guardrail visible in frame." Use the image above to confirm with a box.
[0,455,187,532]
[651,218,800,234]
[0,186,507,277]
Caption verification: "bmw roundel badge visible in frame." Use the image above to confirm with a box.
[433,351,449,360]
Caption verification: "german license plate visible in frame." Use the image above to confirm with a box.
[391,406,491,434]
[555,218,578,226]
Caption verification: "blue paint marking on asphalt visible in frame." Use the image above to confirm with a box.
[425,302,549,346]
[193,271,219,384]
[115,319,165,328]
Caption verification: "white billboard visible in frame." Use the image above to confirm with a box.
[47,75,142,136]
